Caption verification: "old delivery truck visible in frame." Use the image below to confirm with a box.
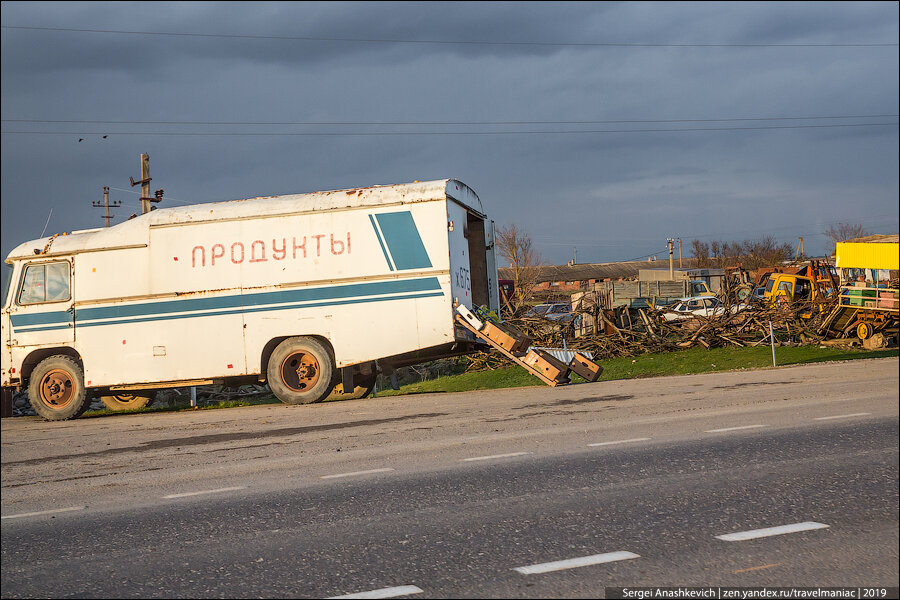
[1,179,500,420]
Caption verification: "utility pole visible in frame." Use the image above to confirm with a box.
[667,238,675,280]
[130,153,164,214]
[795,236,804,261]
[677,238,683,268]
[92,186,121,227]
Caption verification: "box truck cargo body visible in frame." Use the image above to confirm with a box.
[1,179,499,420]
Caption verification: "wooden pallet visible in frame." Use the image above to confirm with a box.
[455,306,603,387]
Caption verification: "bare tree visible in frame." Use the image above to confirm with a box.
[690,236,795,271]
[691,240,711,267]
[495,224,543,310]
[824,222,870,256]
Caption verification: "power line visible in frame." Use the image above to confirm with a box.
[3,122,897,137]
[3,114,896,126]
[530,214,900,248]
[3,25,896,47]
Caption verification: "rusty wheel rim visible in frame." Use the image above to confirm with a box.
[280,351,320,392]
[40,369,75,409]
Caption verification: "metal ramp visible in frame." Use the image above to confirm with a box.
[455,306,603,387]
[819,304,861,337]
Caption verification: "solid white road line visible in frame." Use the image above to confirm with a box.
[588,437,651,447]
[321,468,395,479]
[814,412,871,420]
[327,585,424,599]
[461,452,532,462]
[513,551,640,575]
[1,506,85,520]
[705,424,767,433]
[715,521,830,542]
[163,486,247,499]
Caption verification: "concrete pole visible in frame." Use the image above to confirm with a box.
[668,238,674,280]
[140,154,151,215]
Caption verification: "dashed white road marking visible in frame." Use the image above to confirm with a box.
[513,551,640,575]
[588,437,651,447]
[705,424,767,433]
[715,521,830,542]
[326,585,424,599]
[163,486,247,499]
[321,468,395,479]
[461,451,532,462]
[1,506,85,520]
[814,412,871,421]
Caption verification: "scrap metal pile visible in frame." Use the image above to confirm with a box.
[497,287,898,363]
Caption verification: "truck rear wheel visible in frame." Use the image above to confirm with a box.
[100,391,156,411]
[326,372,377,401]
[267,337,335,405]
[28,355,90,421]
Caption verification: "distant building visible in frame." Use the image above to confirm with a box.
[498,258,700,295]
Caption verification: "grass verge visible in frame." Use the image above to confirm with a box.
[375,345,899,397]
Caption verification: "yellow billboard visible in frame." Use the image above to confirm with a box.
[835,241,899,270]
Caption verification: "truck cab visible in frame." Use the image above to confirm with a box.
[764,273,816,304]
[689,280,714,297]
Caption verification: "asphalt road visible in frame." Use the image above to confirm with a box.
[2,357,898,598]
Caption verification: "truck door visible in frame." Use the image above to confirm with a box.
[1,265,15,380]
[447,201,472,307]
[775,278,794,303]
[484,220,500,313]
[6,259,76,349]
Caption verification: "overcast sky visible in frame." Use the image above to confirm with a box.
[2,1,898,291]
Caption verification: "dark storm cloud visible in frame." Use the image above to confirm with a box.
[1,1,898,294]
[1,2,617,77]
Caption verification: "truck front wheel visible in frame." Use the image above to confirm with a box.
[28,355,90,421]
[267,337,335,405]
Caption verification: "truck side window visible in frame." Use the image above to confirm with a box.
[18,262,71,304]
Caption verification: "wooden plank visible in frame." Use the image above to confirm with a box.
[455,315,560,386]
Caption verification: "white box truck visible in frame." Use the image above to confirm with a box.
[1,179,500,420]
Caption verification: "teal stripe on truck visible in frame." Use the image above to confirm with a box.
[11,277,443,332]
[374,211,433,271]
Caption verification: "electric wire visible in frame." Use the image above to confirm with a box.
[3,25,896,47]
[3,114,897,126]
[3,122,897,137]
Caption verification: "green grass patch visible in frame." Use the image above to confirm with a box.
[375,345,898,397]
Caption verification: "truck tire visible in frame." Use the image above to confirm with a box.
[28,355,90,421]
[100,391,156,411]
[326,373,377,401]
[267,337,335,405]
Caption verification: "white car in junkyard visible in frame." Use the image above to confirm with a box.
[660,296,748,322]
